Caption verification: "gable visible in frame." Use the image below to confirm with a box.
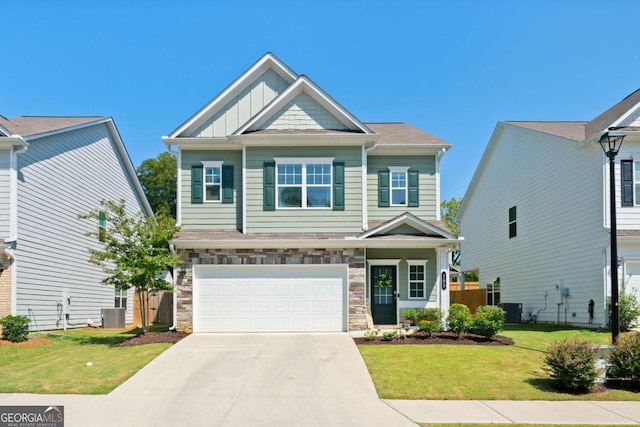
[259,92,350,131]
[188,68,291,137]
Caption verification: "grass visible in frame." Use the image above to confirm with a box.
[358,324,640,401]
[419,425,625,427]
[0,325,173,394]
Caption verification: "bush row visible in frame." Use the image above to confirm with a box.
[401,304,506,339]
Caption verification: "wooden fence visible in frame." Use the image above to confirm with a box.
[449,281,479,291]
[133,291,173,327]
[450,288,486,314]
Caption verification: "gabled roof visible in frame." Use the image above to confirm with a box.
[0,115,17,136]
[168,52,298,138]
[6,116,106,138]
[1,114,153,217]
[235,75,372,135]
[359,212,458,241]
[505,121,587,142]
[586,88,640,136]
[365,123,451,148]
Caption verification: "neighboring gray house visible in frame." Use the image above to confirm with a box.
[0,116,152,330]
[163,53,461,332]
[458,89,640,327]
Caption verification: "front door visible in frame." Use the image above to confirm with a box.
[371,265,397,325]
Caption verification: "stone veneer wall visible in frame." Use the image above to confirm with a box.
[174,248,366,332]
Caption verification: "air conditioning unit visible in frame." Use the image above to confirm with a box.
[498,303,523,324]
[101,308,125,328]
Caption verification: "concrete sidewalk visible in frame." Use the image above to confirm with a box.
[385,399,640,424]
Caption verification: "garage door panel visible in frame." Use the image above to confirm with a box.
[193,266,346,332]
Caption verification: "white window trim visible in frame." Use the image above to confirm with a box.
[274,157,335,210]
[202,161,224,203]
[407,260,428,300]
[388,166,410,207]
[632,157,640,206]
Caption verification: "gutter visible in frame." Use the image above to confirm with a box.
[5,135,28,315]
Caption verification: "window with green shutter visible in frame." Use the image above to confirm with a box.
[509,206,517,238]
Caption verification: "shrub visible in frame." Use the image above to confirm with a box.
[447,304,472,339]
[607,332,640,385]
[382,330,397,340]
[415,308,443,323]
[543,339,598,392]
[472,305,506,338]
[619,293,640,331]
[0,315,30,343]
[363,329,379,341]
[400,308,418,325]
[415,309,443,337]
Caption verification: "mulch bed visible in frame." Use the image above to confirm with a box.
[354,330,514,345]
[0,334,53,347]
[111,331,190,347]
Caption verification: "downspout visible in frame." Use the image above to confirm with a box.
[5,136,28,315]
[435,148,447,221]
[169,243,178,331]
[242,145,246,234]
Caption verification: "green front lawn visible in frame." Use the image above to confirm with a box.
[0,327,172,394]
[359,324,640,400]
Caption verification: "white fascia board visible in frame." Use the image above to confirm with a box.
[103,119,154,217]
[610,100,640,129]
[359,212,458,240]
[0,136,29,149]
[234,76,372,135]
[229,133,376,146]
[162,136,241,150]
[368,144,450,156]
[169,53,298,138]
[171,237,462,250]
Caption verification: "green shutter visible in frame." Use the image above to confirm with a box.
[408,170,419,207]
[621,159,634,207]
[191,165,203,204]
[378,170,389,207]
[221,165,234,204]
[263,161,275,211]
[333,161,345,211]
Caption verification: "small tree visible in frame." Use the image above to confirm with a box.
[136,152,177,218]
[79,200,182,332]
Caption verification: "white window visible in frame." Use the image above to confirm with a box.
[202,161,223,202]
[275,158,333,209]
[115,288,127,309]
[408,261,427,299]
[487,278,501,306]
[389,166,409,206]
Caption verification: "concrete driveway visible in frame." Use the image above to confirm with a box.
[6,333,412,426]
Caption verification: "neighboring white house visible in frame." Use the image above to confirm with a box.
[0,115,152,331]
[458,89,640,327]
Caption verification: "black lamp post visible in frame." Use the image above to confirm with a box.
[599,128,626,343]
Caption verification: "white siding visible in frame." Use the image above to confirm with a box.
[0,150,10,239]
[260,92,349,131]
[609,138,640,229]
[190,69,289,137]
[15,124,145,330]
[459,125,609,325]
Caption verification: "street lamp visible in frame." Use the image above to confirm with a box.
[599,127,626,343]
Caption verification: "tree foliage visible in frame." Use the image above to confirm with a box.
[136,152,177,218]
[79,200,182,332]
[440,197,461,237]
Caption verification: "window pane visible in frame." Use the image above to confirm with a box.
[307,187,331,207]
[205,167,220,184]
[509,206,517,222]
[278,187,302,207]
[278,164,302,185]
[206,185,220,201]
[392,189,406,205]
[391,172,406,188]
[307,163,331,185]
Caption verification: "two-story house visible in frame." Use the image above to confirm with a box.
[0,115,152,331]
[458,89,640,327]
[163,53,460,332]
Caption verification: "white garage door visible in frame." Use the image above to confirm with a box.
[193,265,348,332]
[625,263,640,300]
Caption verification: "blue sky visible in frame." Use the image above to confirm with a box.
[3,1,639,201]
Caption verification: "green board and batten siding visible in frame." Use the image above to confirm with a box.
[245,146,362,233]
[181,150,242,230]
[188,69,290,138]
[367,248,437,302]
[367,155,437,221]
